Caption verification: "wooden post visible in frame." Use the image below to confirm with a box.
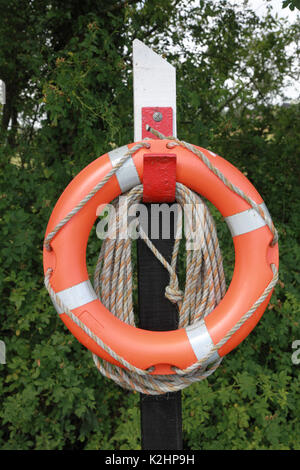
[133,39,183,450]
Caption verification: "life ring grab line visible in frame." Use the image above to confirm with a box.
[148,126,278,246]
[43,141,150,252]
[43,137,279,374]
[110,143,273,239]
[43,141,278,370]
[46,141,276,288]
[48,278,219,367]
[44,140,269,244]
[47,225,276,364]
[45,261,278,374]
[44,142,273,283]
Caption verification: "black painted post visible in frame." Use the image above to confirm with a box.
[137,202,183,450]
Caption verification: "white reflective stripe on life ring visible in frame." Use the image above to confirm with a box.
[185,320,220,365]
[225,202,271,237]
[50,280,97,315]
[108,145,141,193]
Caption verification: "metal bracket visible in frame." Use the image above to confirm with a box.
[142,107,173,139]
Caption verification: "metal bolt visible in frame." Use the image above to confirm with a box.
[152,111,163,122]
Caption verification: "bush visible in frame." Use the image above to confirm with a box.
[1,0,299,450]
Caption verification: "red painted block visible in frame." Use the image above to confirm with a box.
[142,154,177,203]
[142,107,173,139]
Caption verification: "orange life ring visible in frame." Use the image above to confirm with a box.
[43,139,279,375]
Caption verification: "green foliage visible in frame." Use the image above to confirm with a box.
[0,0,300,450]
[282,0,300,11]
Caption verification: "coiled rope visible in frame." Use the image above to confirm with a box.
[92,182,226,394]
[44,130,278,395]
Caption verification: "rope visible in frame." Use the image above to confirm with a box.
[44,141,151,251]
[44,130,278,395]
[146,125,278,246]
[92,183,226,393]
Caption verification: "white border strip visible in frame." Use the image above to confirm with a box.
[50,280,97,315]
[185,320,220,365]
[108,145,141,193]
[225,202,271,237]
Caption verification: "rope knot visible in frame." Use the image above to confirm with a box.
[165,285,183,304]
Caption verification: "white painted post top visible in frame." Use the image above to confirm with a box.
[133,39,176,141]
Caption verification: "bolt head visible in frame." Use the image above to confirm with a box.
[152,111,163,122]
